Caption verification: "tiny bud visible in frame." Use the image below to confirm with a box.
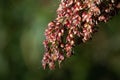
[60,44,64,48]
[98,16,105,21]
[70,33,73,38]
[42,62,46,70]
[58,32,62,37]
[73,31,77,35]
[61,29,64,33]
[48,22,54,27]
[59,54,64,61]
[65,44,71,52]
[111,0,115,3]
[49,62,55,70]
[66,52,72,57]
[58,54,64,68]
[51,54,58,61]
[105,8,110,13]
[70,40,74,45]
[56,22,60,26]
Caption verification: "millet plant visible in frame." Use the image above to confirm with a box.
[42,0,120,70]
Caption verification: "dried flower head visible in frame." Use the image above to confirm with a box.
[42,0,120,70]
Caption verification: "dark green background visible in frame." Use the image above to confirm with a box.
[0,0,120,80]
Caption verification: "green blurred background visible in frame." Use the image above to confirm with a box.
[0,0,120,80]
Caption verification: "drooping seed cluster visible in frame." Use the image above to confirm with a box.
[42,0,119,70]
